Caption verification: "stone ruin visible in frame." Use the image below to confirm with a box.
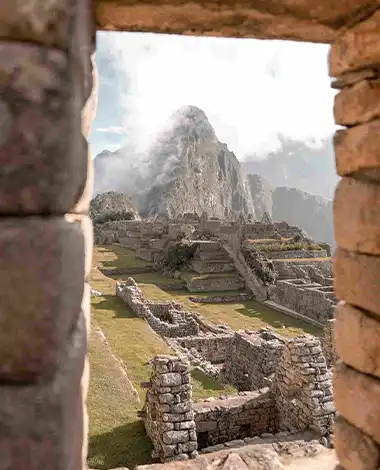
[141,356,198,463]
[141,331,335,463]
[115,276,337,463]
[100,218,337,328]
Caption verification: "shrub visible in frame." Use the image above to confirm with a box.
[157,239,198,273]
[242,248,276,285]
[93,210,135,224]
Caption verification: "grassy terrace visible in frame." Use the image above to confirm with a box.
[139,284,320,338]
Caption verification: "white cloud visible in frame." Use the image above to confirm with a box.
[96,126,124,134]
[96,32,337,160]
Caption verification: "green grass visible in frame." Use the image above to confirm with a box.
[87,327,153,469]
[190,369,236,399]
[138,284,321,338]
[116,272,184,286]
[95,245,152,270]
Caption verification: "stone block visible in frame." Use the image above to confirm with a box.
[334,362,380,445]
[0,312,86,470]
[0,217,84,382]
[334,120,380,178]
[160,373,182,387]
[0,0,95,54]
[334,177,380,255]
[336,302,380,379]
[334,248,380,316]
[0,42,87,215]
[331,68,379,89]
[162,430,189,445]
[329,10,380,77]
[334,415,380,470]
[334,79,380,126]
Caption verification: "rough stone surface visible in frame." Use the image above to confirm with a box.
[0,218,84,382]
[0,42,87,214]
[334,248,380,317]
[329,9,380,76]
[333,120,380,178]
[0,0,95,50]
[335,302,380,379]
[142,356,198,462]
[221,330,285,391]
[334,362,380,445]
[334,79,380,126]
[272,335,335,437]
[331,68,380,89]
[334,177,380,255]
[0,312,86,469]
[194,390,277,447]
[334,415,380,470]
[135,443,285,469]
[94,0,337,43]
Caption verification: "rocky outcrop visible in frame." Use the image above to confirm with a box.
[89,191,140,223]
[247,174,273,219]
[135,106,256,219]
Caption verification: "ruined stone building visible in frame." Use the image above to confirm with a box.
[1,1,380,470]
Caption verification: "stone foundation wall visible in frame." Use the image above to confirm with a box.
[222,330,285,391]
[185,275,245,292]
[272,335,335,437]
[188,293,253,303]
[143,356,198,462]
[193,390,277,448]
[268,280,336,325]
[116,279,200,338]
[175,335,234,364]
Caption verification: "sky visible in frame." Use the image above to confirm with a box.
[89,31,337,161]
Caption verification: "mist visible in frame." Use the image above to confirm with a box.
[90,32,338,200]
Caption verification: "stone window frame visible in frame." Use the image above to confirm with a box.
[1,1,380,469]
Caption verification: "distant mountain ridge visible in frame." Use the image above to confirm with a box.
[93,105,335,247]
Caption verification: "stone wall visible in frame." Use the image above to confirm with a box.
[272,335,335,437]
[268,280,336,325]
[222,330,285,391]
[321,319,337,368]
[116,278,200,338]
[193,390,277,448]
[266,250,328,259]
[175,335,233,364]
[0,2,96,467]
[188,293,252,303]
[142,356,198,462]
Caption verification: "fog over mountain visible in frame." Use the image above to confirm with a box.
[93,106,336,247]
[91,33,338,247]
[243,135,339,200]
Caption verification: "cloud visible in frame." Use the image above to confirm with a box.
[96,126,124,134]
[95,32,337,160]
